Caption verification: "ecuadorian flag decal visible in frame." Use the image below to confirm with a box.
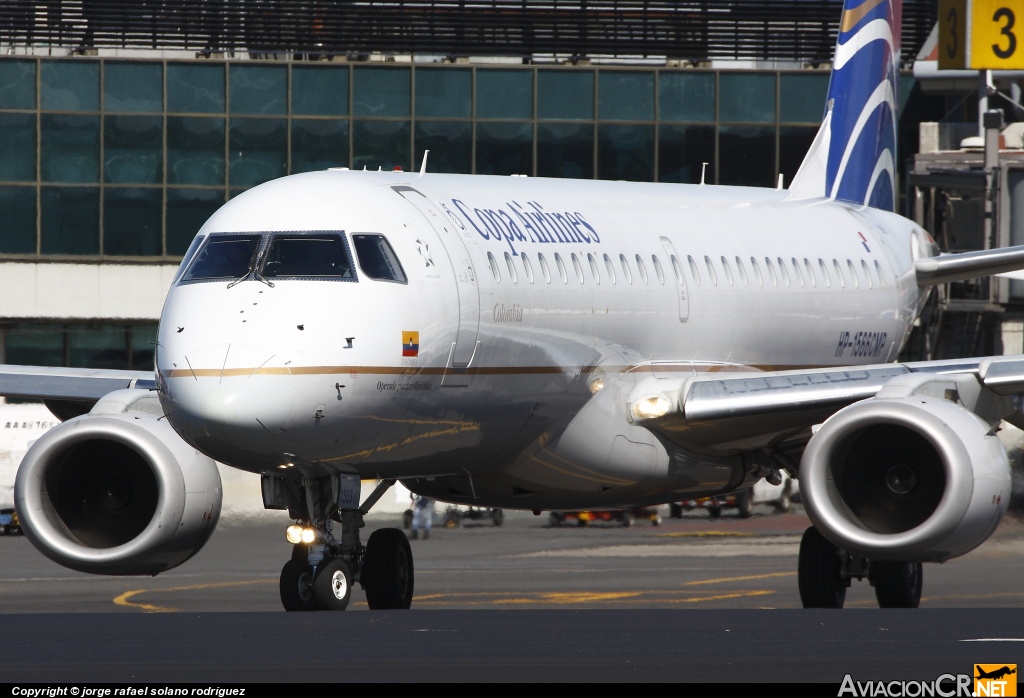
[402,331,419,357]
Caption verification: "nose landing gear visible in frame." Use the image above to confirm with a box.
[264,473,413,612]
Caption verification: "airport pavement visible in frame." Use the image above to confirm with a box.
[2,504,1024,682]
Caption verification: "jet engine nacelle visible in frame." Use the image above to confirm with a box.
[800,396,1010,562]
[15,390,222,575]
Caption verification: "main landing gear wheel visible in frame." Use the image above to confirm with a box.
[871,560,923,608]
[362,528,414,610]
[280,559,317,612]
[314,558,353,611]
[798,526,847,608]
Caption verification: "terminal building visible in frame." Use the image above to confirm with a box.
[2,1,1021,408]
[0,0,949,375]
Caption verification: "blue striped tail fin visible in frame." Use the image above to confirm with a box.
[790,0,901,212]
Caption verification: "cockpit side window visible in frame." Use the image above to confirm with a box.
[261,235,354,279]
[173,235,205,283]
[352,234,408,284]
[181,234,262,282]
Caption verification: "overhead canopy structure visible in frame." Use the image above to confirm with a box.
[0,0,937,63]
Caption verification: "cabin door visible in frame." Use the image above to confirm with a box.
[659,237,690,322]
[392,186,481,374]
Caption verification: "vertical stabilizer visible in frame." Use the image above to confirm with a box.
[789,0,901,212]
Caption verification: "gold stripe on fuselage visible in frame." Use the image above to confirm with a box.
[161,362,820,380]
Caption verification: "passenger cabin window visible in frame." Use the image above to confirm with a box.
[522,253,535,283]
[263,235,356,280]
[487,251,501,282]
[704,255,718,286]
[861,259,872,288]
[351,234,406,283]
[776,257,790,286]
[791,258,804,287]
[604,254,617,284]
[635,255,648,284]
[619,254,632,285]
[847,259,858,289]
[539,253,552,283]
[720,256,733,286]
[555,253,569,284]
[571,253,585,283]
[734,256,748,286]
[587,253,601,284]
[505,251,520,280]
[833,259,845,288]
[652,255,665,285]
[764,257,777,286]
[750,257,763,286]
[803,258,816,288]
[874,260,885,286]
[687,255,701,285]
[182,234,262,282]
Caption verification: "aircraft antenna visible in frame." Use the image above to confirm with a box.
[419,150,430,175]
[777,173,784,190]
[700,162,708,186]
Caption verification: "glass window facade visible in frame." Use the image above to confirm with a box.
[40,61,99,111]
[719,73,776,124]
[168,63,225,114]
[2,323,158,371]
[415,69,471,119]
[0,57,921,262]
[0,60,35,109]
[105,63,162,113]
[538,70,593,121]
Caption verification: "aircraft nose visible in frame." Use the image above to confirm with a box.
[161,343,295,460]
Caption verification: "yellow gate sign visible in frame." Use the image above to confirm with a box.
[939,0,1024,69]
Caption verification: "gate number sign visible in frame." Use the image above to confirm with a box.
[940,0,1024,69]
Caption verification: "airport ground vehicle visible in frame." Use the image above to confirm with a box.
[0,507,22,535]
[549,507,662,527]
[669,474,797,519]
[402,504,504,528]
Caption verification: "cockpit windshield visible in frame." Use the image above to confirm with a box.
[181,234,262,282]
[261,235,353,279]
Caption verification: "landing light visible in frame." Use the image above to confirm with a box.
[286,525,322,544]
[589,378,606,394]
[631,395,671,421]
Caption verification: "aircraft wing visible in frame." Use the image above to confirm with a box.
[625,355,1024,457]
[0,364,155,403]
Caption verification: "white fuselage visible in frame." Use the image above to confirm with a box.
[156,169,930,509]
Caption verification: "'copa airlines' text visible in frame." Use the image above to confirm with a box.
[442,199,599,256]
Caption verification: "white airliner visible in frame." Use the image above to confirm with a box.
[6,0,1024,611]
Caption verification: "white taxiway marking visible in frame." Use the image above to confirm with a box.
[959,638,1024,642]
[520,539,800,558]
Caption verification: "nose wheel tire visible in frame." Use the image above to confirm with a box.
[361,527,414,610]
[798,526,847,609]
[314,558,353,610]
[871,560,923,608]
[280,559,317,612]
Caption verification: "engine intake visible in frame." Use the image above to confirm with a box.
[800,396,1010,562]
[15,390,222,575]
